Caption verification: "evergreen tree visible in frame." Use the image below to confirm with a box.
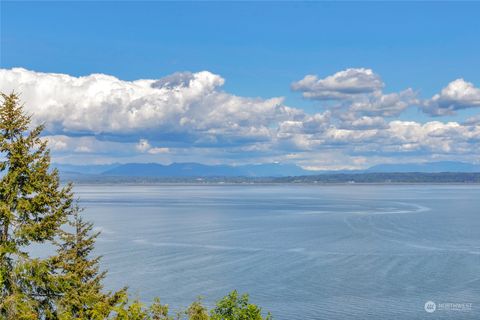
[0,92,73,319]
[53,206,125,320]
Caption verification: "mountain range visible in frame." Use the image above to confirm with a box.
[55,161,480,178]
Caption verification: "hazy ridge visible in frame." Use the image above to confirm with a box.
[54,162,480,184]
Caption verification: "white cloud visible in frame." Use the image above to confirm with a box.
[273,117,480,160]
[383,120,480,154]
[291,68,384,100]
[0,68,300,146]
[2,67,479,168]
[292,68,418,118]
[423,79,480,116]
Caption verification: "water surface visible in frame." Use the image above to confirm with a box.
[74,184,480,319]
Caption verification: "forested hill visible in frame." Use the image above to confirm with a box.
[64,172,480,184]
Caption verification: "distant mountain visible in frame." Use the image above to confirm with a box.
[54,163,121,175]
[102,162,311,177]
[366,161,480,173]
[54,161,480,180]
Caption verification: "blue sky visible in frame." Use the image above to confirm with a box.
[1,1,480,169]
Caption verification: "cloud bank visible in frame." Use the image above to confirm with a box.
[1,67,479,169]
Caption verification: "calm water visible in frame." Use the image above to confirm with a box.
[73,184,480,319]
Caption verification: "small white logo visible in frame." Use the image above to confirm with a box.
[425,301,436,313]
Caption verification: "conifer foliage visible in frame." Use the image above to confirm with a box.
[53,206,125,319]
[0,92,271,320]
[1,92,74,318]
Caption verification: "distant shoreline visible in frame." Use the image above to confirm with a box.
[63,172,480,185]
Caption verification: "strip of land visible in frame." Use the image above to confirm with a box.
[64,172,480,184]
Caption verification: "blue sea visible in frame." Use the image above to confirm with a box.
[72,184,480,319]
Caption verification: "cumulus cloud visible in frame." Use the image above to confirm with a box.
[0,68,300,146]
[291,68,384,100]
[2,67,479,168]
[383,120,480,154]
[292,68,418,118]
[274,119,480,158]
[423,79,480,116]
